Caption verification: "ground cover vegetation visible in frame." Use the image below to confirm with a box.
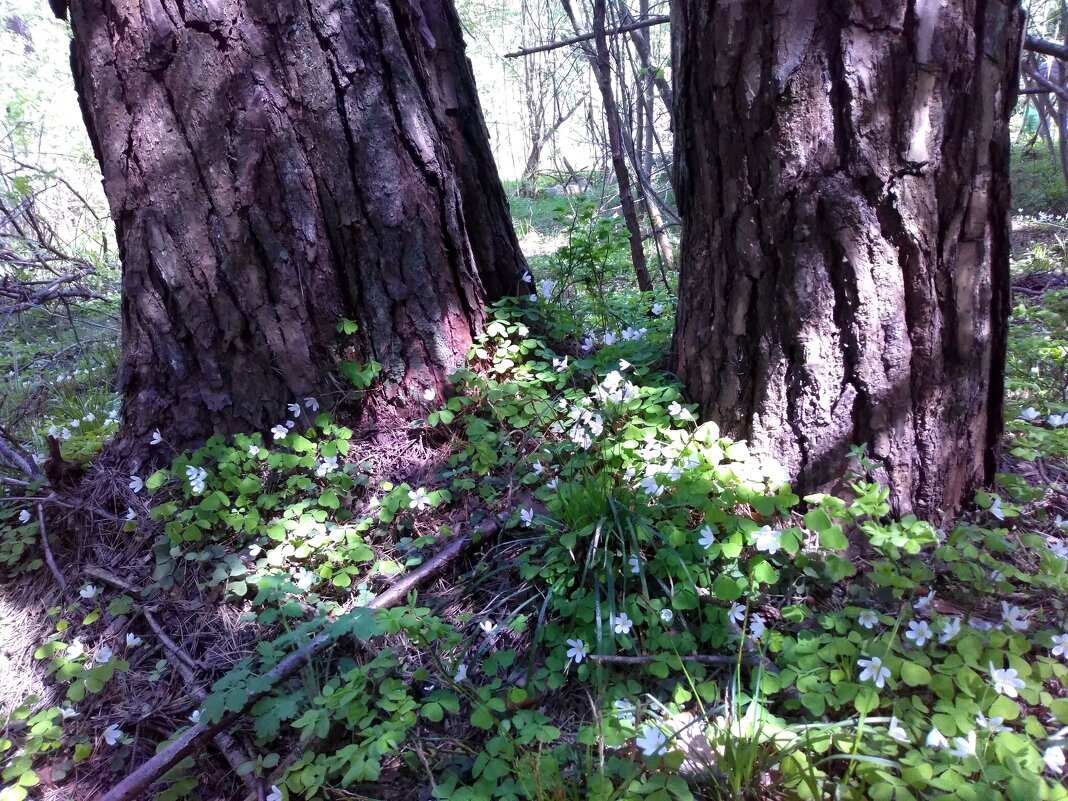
[0,1,1067,800]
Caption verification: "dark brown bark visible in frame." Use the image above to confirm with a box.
[671,0,1021,520]
[60,0,523,455]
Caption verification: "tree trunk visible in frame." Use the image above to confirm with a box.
[671,0,1021,520]
[58,0,523,454]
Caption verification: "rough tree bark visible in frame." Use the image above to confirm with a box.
[671,0,1021,519]
[56,0,524,454]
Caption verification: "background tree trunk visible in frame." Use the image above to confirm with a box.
[671,0,1022,519]
[60,0,523,454]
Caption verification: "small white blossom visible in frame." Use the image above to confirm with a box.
[1019,407,1041,421]
[566,638,588,663]
[271,424,289,440]
[408,488,431,512]
[660,608,674,623]
[95,645,113,664]
[621,326,647,342]
[129,475,143,493]
[990,497,1004,521]
[612,612,634,635]
[80,584,98,600]
[539,279,555,299]
[150,429,162,445]
[976,712,1010,733]
[618,359,631,370]
[69,419,79,428]
[603,332,618,346]
[939,616,961,644]
[189,710,201,724]
[905,620,933,648]
[454,663,468,682]
[727,603,746,624]
[58,707,79,720]
[635,723,668,757]
[857,656,891,689]
[949,730,977,759]
[914,591,935,615]
[1045,746,1065,775]
[287,403,302,417]
[83,413,95,422]
[887,716,909,744]
[1051,633,1068,659]
[925,727,949,749]
[18,509,31,524]
[628,555,640,574]
[640,475,663,497]
[125,507,136,522]
[668,401,693,421]
[580,336,595,353]
[1050,413,1067,428]
[315,456,339,478]
[698,526,716,549]
[285,419,295,428]
[103,724,124,746]
[66,639,85,659]
[750,525,782,555]
[248,445,261,457]
[613,698,636,725]
[521,270,532,284]
[125,633,142,648]
[520,507,534,527]
[304,397,319,411]
[651,303,665,317]
[553,356,568,373]
[266,786,283,801]
[1001,602,1030,632]
[545,478,559,491]
[423,388,436,401]
[858,610,879,630]
[989,662,1026,697]
[749,614,766,640]
[1050,540,1068,560]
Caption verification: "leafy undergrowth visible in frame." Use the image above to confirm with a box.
[3,272,1068,800]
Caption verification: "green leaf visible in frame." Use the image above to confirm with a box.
[900,662,931,687]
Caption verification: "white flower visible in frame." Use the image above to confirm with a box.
[520,507,534,527]
[858,610,879,629]
[635,723,668,757]
[990,569,1004,582]
[454,663,468,682]
[580,336,595,353]
[83,413,95,422]
[248,445,261,458]
[185,465,208,495]
[1057,515,1068,530]
[125,507,136,522]
[621,326,647,342]
[651,303,665,317]
[989,662,1026,697]
[618,359,631,370]
[271,424,289,440]
[698,526,716,549]
[925,727,949,749]
[125,633,142,648]
[408,488,431,512]
[1001,602,1030,632]
[628,555,640,575]
[150,429,162,445]
[640,475,663,497]
[1050,540,1068,560]
[887,716,909,744]
[18,509,30,524]
[990,497,1004,521]
[949,730,976,759]
[69,419,79,428]
[545,478,559,491]
[1019,407,1041,421]
[975,712,1010,733]
[750,525,782,555]
[304,397,319,411]
[660,608,674,624]
[189,710,201,724]
[727,603,746,625]
[1051,633,1068,659]
[939,616,961,644]
[603,332,618,346]
[1050,413,1067,428]
[103,724,124,746]
[749,614,766,640]
[521,270,532,284]
[58,707,79,720]
[285,419,295,428]
[905,620,933,648]
[1045,746,1065,775]
[95,645,113,664]
[80,584,98,600]
[667,401,693,421]
[288,403,302,417]
[423,388,436,401]
[566,638,588,664]
[553,356,568,373]
[913,591,935,615]
[539,279,555,299]
[857,656,891,689]
[66,639,85,659]
[129,475,143,493]
[266,786,283,801]
[612,613,634,635]
[315,456,339,478]
[613,698,636,725]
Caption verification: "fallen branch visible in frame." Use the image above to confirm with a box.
[1025,34,1068,62]
[97,520,493,801]
[37,503,67,592]
[504,15,668,58]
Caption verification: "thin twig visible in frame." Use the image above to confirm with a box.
[37,503,67,592]
[504,15,668,58]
